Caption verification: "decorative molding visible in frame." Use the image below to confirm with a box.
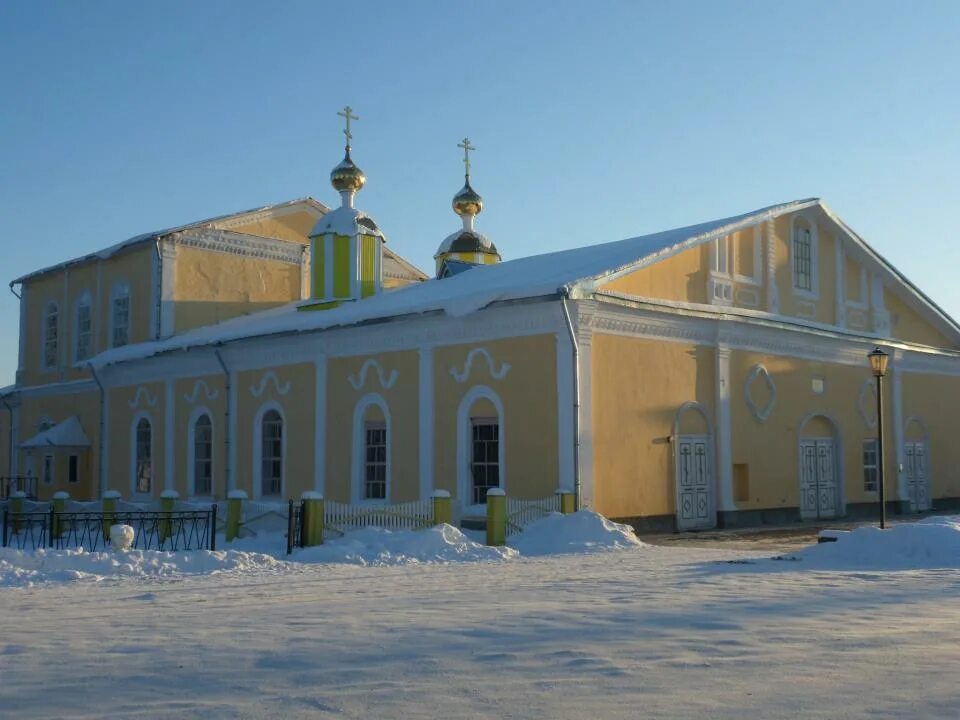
[795,300,817,319]
[744,364,776,423]
[249,370,291,398]
[450,347,511,383]
[184,379,220,404]
[348,358,398,391]
[857,377,878,428]
[128,386,158,409]
[766,219,779,314]
[735,287,759,308]
[175,228,305,265]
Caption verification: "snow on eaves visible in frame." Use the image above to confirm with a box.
[91,199,818,369]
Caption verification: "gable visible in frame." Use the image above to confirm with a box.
[214,205,321,245]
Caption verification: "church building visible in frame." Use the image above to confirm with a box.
[3,108,959,532]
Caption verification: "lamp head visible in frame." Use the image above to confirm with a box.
[868,347,889,377]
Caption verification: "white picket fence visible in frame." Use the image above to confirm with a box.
[324,499,433,539]
[506,494,561,537]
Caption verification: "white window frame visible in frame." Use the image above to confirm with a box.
[790,214,819,299]
[130,412,154,498]
[862,438,879,494]
[187,407,214,499]
[74,291,93,364]
[351,393,392,504]
[456,385,506,510]
[110,282,131,349]
[42,453,54,486]
[42,300,59,371]
[253,402,285,500]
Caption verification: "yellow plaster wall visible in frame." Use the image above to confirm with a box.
[433,335,559,502]
[326,351,420,503]
[600,245,708,304]
[17,391,101,501]
[591,335,715,519]
[0,408,9,478]
[63,262,99,383]
[900,372,960,499]
[885,290,954,349]
[21,271,68,387]
[106,381,165,500]
[235,364,315,500]
[173,246,302,333]
[99,246,155,350]
[172,375,228,499]
[772,215,838,325]
[220,209,317,245]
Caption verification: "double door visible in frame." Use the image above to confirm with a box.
[676,435,715,531]
[799,439,838,520]
[904,442,930,513]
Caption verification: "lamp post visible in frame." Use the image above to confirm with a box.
[868,347,890,529]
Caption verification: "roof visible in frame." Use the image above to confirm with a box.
[436,229,499,257]
[93,198,838,369]
[310,205,385,239]
[19,416,91,448]
[12,197,331,285]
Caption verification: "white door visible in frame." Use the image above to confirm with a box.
[676,435,715,531]
[799,438,838,520]
[905,442,930,513]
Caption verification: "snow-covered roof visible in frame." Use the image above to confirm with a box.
[92,198,824,369]
[309,206,385,239]
[19,416,91,448]
[13,197,331,285]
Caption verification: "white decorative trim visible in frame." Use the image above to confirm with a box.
[456,385,505,507]
[450,347,511,383]
[164,379,174,492]
[735,287,759,308]
[300,245,311,301]
[744,364,776,423]
[149,244,159,340]
[187,406,214,498]
[765,219,779,314]
[314,356,326,494]
[348,358,398,391]
[834,233,845,328]
[351,393,392,504]
[128,386,158,409]
[715,348,734,512]
[892,360,906,501]
[555,330,575,493]
[249,370,291,398]
[870,272,891,336]
[184,379,220,404]
[418,348,434,500]
[857,377,878,429]
[795,300,817,319]
[227,368,237,493]
[252,400,286,499]
[175,228,303,265]
[159,238,177,338]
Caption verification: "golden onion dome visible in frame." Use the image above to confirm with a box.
[330,150,366,193]
[452,179,483,217]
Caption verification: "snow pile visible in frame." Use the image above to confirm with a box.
[510,510,646,556]
[293,524,516,566]
[0,547,285,588]
[788,516,960,570]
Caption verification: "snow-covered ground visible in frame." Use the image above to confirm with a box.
[2,513,960,718]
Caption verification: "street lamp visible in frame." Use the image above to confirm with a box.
[868,347,890,529]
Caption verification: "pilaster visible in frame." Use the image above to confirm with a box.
[576,305,595,509]
[159,239,177,338]
[715,344,735,512]
[314,355,327,493]
[834,234,846,328]
[891,351,906,502]
[418,347,434,500]
[765,219,779,314]
[164,378,174,492]
[555,326,575,493]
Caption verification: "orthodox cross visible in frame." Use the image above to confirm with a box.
[338,106,359,148]
[458,137,475,178]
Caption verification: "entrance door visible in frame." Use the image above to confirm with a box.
[904,442,930,513]
[676,435,715,531]
[799,438,838,520]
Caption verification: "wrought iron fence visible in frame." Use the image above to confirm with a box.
[1,476,38,501]
[286,499,304,555]
[506,494,561,537]
[1,506,217,552]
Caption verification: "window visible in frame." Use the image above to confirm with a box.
[193,414,213,496]
[470,419,500,504]
[260,410,283,497]
[111,284,130,348]
[135,418,152,494]
[75,294,92,363]
[793,220,813,292]
[364,422,387,500]
[712,237,730,275]
[42,454,54,485]
[68,455,79,484]
[863,439,879,493]
[43,301,59,370]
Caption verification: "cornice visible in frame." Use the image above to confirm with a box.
[174,228,305,265]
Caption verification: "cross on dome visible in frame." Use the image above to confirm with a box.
[338,106,359,150]
[457,137,475,178]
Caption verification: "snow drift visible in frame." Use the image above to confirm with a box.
[510,510,646,556]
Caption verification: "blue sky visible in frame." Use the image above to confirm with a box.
[1,1,959,385]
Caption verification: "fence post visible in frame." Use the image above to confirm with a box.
[301,491,324,547]
[102,490,120,543]
[486,489,507,546]
[10,491,25,535]
[431,490,452,526]
[556,489,576,515]
[159,490,179,542]
[226,490,247,542]
[209,504,217,551]
[52,491,69,542]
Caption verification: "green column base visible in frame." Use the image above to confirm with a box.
[558,491,576,514]
[432,490,452,526]
[226,491,247,542]
[486,489,507,546]
[302,493,325,547]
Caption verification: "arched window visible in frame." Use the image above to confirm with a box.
[110,283,130,348]
[791,216,818,296]
[191,413,213,497]
[260,410,283,497]
[134,417,152,495]
[43,301,59,370]
[351,394,391,503]
[457,386,505,506]
[74,292,93,363]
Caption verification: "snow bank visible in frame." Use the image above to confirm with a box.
[293,524,516,566]
[787,515,960,570]
[509,510,646,556]
[0,547,285,588]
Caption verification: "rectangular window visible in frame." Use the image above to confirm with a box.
[261,414,283,497]
[470,419,500,505]
[364,422,387,500]
[68,455,79,484]
[794,227,812,291]
[863,439,878,493]
[112,296,130,348]
[42,455,54,485]
[76,303,92,362]
[44,307,59,369]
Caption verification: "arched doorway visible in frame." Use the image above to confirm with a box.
[673,403,715,531]
[904,418,930,513]
[798,414,841,520]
